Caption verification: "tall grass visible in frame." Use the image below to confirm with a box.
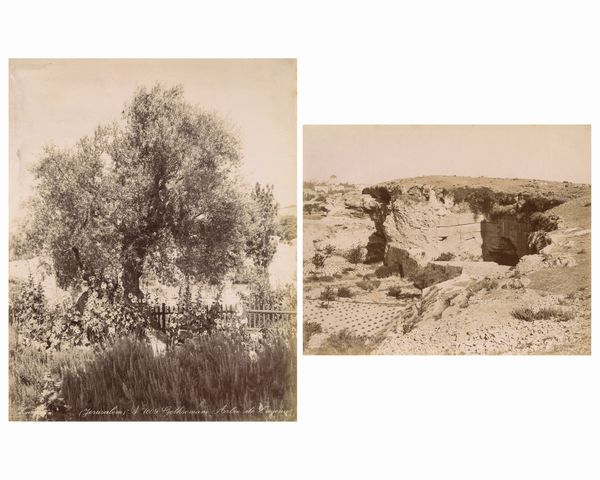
[9,324,93,420]
[9,332,51,420]
[58,331,296,421]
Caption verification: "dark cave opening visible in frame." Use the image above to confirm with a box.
[484,236,520,266]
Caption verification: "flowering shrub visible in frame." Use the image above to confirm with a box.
[11,276,49,347]
[164,300,222,349]
[11,277,150,351]
[81,292,149,346]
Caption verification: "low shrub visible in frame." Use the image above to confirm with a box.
[310,251,328,271]
[519,196,564,215]
[434,252,456,262]
[489,204,517,220]
[511,307,573,322]
[529,212,560,232]
[387,285,403,297]
[336,287,354,298]
[374,265,397,278]
[356,279,381,291]
[303,321,323,346]
[344,244,364,264]
[319,286,337,305]
[451,186,501,215]
[315,329,376,355]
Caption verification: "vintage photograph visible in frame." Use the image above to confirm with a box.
[303,125,591,355]
[8,59,297,420]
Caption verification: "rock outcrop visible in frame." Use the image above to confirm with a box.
[384,243,464,287]
[361,176,586,272]
[362,184,484,264]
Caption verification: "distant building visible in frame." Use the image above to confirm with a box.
[327,174,338,185]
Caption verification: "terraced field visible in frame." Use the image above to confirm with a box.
[304,299,404,337]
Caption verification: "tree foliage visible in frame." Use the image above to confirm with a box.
[25,84,250,301]
[246,183,279,270]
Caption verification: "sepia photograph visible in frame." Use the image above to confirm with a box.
[303,125,591,355]
[8,59,297,421]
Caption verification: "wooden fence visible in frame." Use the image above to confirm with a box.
[245,307,297,329]
[150,302,296,331]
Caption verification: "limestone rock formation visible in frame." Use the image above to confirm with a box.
[384,244,429,278]
[361,176,588,275]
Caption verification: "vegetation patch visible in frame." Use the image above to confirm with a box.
[387,285,403,298]
[277,215,297,242]
[58,332,295,421]
[356,279,381,291]
[336,286,354,298]
[344,244,364,264]
[319,286,337,307]
[374,265,397,278]
[511,307,574,322]
[434,252,456,261]
[529,212,560,232]
[312,329,382,355]
[303,321,323,347]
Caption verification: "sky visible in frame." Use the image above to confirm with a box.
[304,125,590,185]
[9,59,297,228]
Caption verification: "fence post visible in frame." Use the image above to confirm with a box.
[161,302,166,330]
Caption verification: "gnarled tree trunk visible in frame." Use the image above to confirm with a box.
[122,259,144,303]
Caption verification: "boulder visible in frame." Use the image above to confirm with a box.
[397,287,422,300]
[515,254,546,274]
[434,261,509,278]
[384,244,430,278]
[502,277,531,290]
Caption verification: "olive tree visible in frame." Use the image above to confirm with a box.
[25,84,250,303]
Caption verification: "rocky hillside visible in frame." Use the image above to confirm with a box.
[303,175,591,355]
[362,176,590,267]
[360,176,591,355]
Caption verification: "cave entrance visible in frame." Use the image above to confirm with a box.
[492,237,519,266]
